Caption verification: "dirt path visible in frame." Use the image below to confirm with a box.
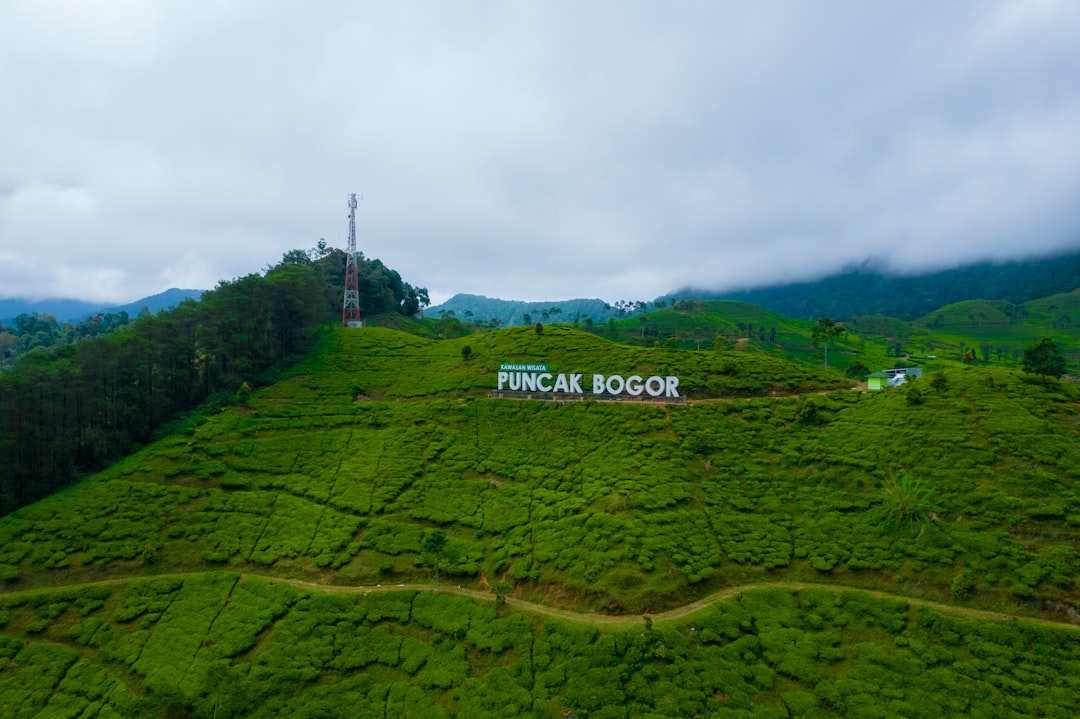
[7,572,1079,633]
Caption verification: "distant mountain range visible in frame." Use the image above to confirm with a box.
[0,288,204,324]
[429,250,1080,326]
[9,248,1080,328]
[671,249,1080,321]
[424,295,633,327]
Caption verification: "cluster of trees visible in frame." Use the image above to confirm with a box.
[0,311,133,367]
[0,246,427,515]
[282,240,428,317]
[1023,337,1067,378]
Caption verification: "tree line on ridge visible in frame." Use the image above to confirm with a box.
[0,244,428,515]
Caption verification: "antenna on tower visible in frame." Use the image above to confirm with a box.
[342,193,363,328]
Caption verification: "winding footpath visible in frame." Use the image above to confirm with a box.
[6,571,1079,633]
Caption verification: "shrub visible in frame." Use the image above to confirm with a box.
[950,571,974,600]
[1010,583,1034,599]
[845,361,869,379]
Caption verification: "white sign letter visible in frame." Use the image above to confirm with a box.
[645,376,664,397]
[569,374,583,393]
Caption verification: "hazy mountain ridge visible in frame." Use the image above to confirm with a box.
[425,250,1080,327]
[672,249,1080,321]
[424,293,637,327]
[0,287,205,323]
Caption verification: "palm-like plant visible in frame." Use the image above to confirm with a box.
[872,472,937,531]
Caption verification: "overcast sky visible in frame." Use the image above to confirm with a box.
[2,1,1080,306]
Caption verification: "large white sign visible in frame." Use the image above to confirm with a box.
[497,370,680,398]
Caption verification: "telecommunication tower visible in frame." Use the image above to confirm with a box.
[342,193,362,327]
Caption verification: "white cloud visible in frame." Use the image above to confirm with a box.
[1,1,1079,304]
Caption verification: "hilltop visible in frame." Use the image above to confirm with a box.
[1,324,1079,717]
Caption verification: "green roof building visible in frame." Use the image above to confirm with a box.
[867,367,923,391]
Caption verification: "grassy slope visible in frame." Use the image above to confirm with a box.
[548,300,891,374]
[1,325,1079,717]
[887,293,1079,366]
[417,293,1077,376]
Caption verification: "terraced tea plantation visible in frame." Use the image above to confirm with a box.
[1,327,1078,717]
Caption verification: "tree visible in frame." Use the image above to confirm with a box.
[811,318,844,370]
[845,361,869,380]
[905,384,924,405]
[280,248,313,266]
[422,529,448,591]
[491,579,513,607]
[399,284,430,316]
[535,322,544,335]
[929,372,948,392]
[461,345,472,361]
[1023,337,1066,379]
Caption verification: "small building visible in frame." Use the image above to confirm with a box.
[867,371,889,391]
[867,367,923,391]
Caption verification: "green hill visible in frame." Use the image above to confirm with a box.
[593,300,895,375]
[2,327,1079,717]
[1027,288,1080,330]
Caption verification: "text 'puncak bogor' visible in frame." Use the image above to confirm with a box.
[496,371,680,398]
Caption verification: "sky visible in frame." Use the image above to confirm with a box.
[2,1,1080,307]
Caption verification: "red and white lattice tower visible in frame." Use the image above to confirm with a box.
[342,193,362,327]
